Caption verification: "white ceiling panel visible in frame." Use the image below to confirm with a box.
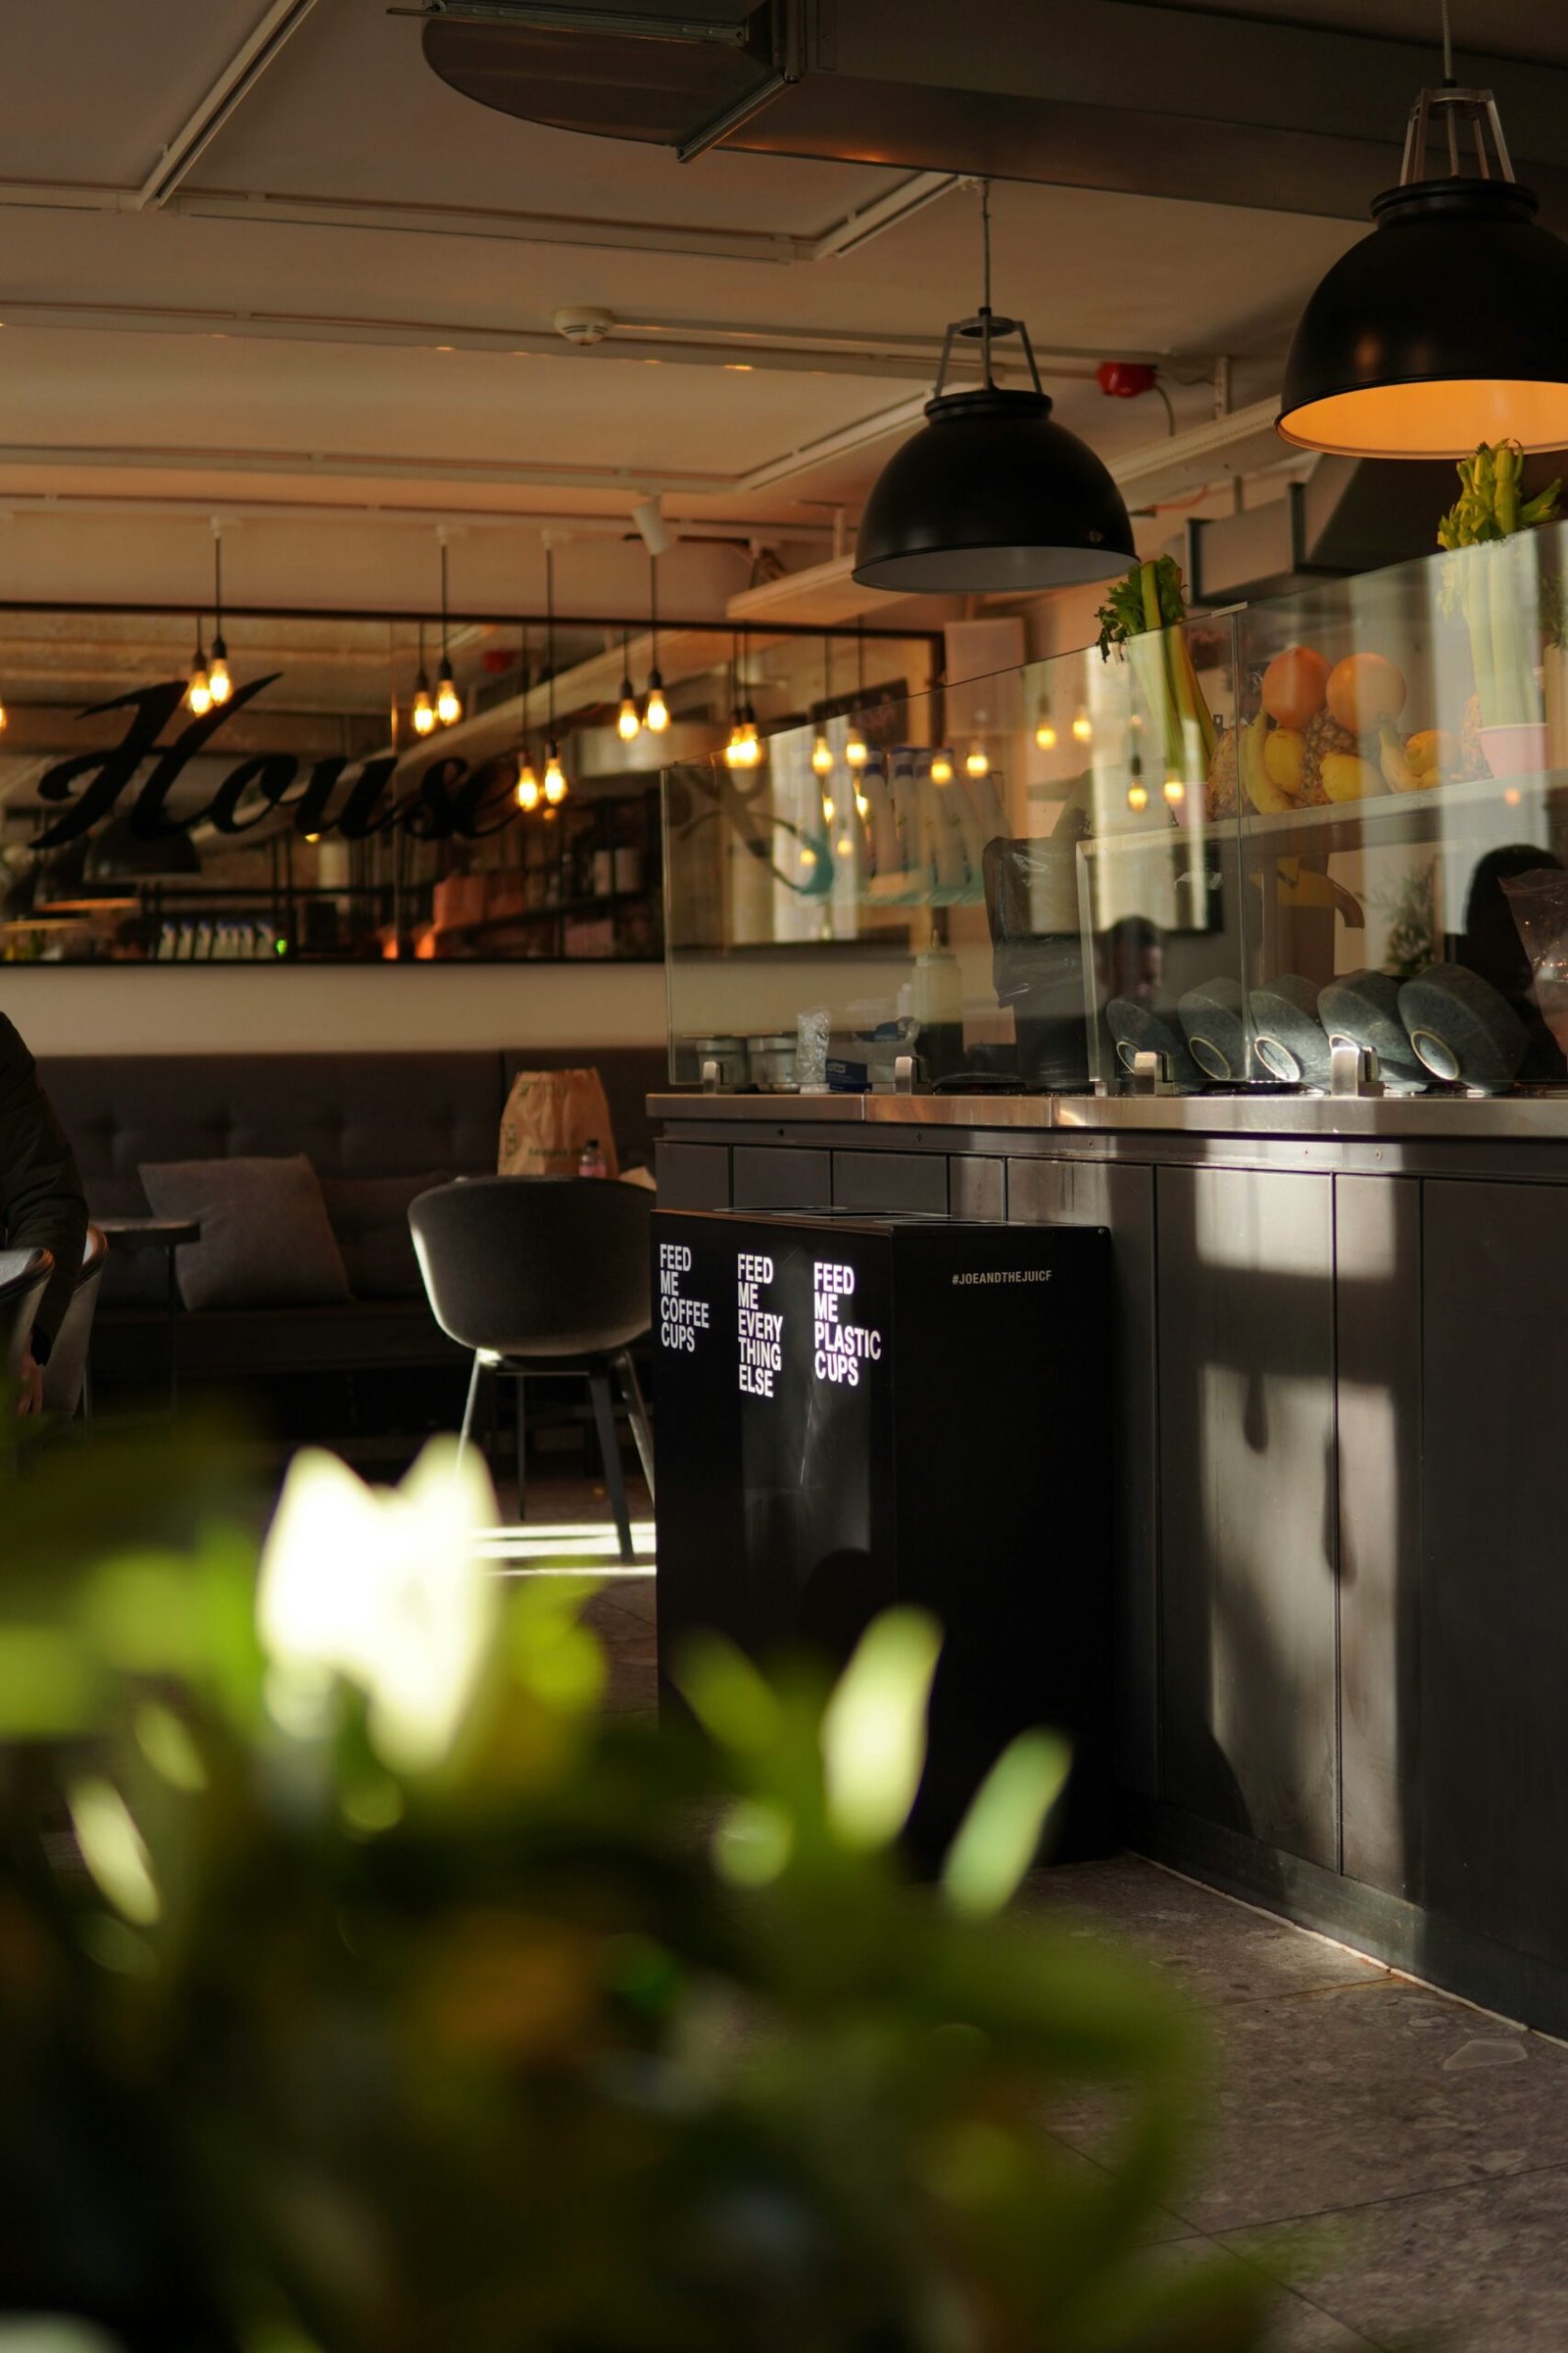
[0,0,270,186]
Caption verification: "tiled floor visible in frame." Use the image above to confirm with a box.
[1024,1857,1568,2349]
[522,1496,1568,2349]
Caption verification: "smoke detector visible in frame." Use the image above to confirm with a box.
[553,306,615,348]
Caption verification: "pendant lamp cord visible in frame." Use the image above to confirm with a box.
[1440,0,1453,85]
[546,547,556,736]
[649,550,659,669]
[979,180,994,390]
[439,536,450,662]
[213,527,222,633]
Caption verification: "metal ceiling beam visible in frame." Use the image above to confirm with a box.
[135,0,322,209]
[0,293,1182,386]
[0,490,834,539]
[0,166,959,268]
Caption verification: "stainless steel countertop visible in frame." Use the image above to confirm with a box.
[650,1090,1568,1141]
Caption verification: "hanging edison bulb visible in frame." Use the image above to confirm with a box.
[617,694,641,742]
[821,789,836,823]
[412,682,435,736]
[207,632,232,706]
[543,741,568,805]
[800,843,818,870]
[435,658,462,727]
[1034,697,1056,750]
[0,690,8,733]
[1127,780,1150,812]
[1163,773,1186,806]
[844,718,869,768]
[187,629,212,717]
[965,742,990,779]
[836,829,855,858]
[855,783,870,818]
[811,728,834,776]
[929,747,955,785]
[644,672,669,733]
[739,708,761,767]
[515,750,540,811]
[1071,703,1093,744]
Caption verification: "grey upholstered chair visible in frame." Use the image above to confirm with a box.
[42,1224,108,1424]
[409,1177,655,1561]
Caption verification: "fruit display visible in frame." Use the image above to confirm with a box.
[1230,644,1445,813]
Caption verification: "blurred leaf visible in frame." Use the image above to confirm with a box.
[820,1607,941,1848]
[942,1730,1072,1917]
[0,1626,96,1737]
[66,1776,160,1927]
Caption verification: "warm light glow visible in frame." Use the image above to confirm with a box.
[965,744,990,779]
[855,789,869,819]
[800,844,817,868]
[207,655,231,705]
[644,682,670,733]
[1504,785,1523,808]
[821,793,836,823]
[435,668,462,727]
[740,719,761,765]
[1278,378,1568,461]
[845,727,869,768]
[0,696,8,733]
[187,663,212,717]
[304,831,320,845]
[543,744,568,804]
[1035,704,1057,751]
[811,731,834,776]
[1071,706,1093,744]
[413,686,436,736]
[1163,774,1186,805]
[723,725,743,768]
[515,754,540,811]
[617,695,641,741]
[836,832,854,858]
[930,748,955,785]
[1127,781,1150,812]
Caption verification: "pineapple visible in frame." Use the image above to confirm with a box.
[1299,707,1357,806]
[1205,719,1239,819]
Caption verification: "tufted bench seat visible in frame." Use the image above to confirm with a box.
[37,1044,666,1389]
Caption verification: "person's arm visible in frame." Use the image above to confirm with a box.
[0,1014,88,1378]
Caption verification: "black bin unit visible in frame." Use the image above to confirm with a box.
[653,1209,1112,1858]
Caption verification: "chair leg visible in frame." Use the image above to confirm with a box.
[616,1349,655,1503]
[458,1352,485,1464]
[514,1373,527,1525]
[588,1368,633,1564]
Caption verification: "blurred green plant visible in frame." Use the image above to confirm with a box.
[0,1431,1287,2353]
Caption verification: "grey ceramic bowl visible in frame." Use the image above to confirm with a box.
[1396,963,1527,1091]
[1318,969,1426,1084]
[1105,998,1201,1088]
[1250,974,1334,1087]
[1178,977,1248,1082]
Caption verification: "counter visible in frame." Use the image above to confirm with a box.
[654,1087,1568,2034]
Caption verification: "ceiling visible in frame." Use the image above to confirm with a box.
[0,0,1554,615]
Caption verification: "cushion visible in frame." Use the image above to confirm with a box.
[138,1154,351,1313]
[319,1172,449,1300]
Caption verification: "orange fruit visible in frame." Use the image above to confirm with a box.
[1260,645,1330,730]
[1325,653,1406,736]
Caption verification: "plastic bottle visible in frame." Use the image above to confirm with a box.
[911,914,965,1080]
[578,1137,608,1179]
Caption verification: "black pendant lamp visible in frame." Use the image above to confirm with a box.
[855,182,1135,594]
[1279,3,1568,458]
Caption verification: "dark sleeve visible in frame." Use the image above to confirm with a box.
[0,1014,89,1350]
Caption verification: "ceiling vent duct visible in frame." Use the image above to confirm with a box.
[1182,453,1565,609]
[414,0,1568,224]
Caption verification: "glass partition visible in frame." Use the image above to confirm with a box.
[1234,524,1568,1094]
[663,616,1243,1092]
[666,525,1568,1101]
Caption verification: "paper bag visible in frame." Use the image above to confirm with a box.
[498,1067,619,1179]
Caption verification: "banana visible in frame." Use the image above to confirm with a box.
[1379,722,1417,793]
[1241,711,1296,813]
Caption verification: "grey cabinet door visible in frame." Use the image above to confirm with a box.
[1421,1180,1568,1966]
[1156,1165,1339,1868]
